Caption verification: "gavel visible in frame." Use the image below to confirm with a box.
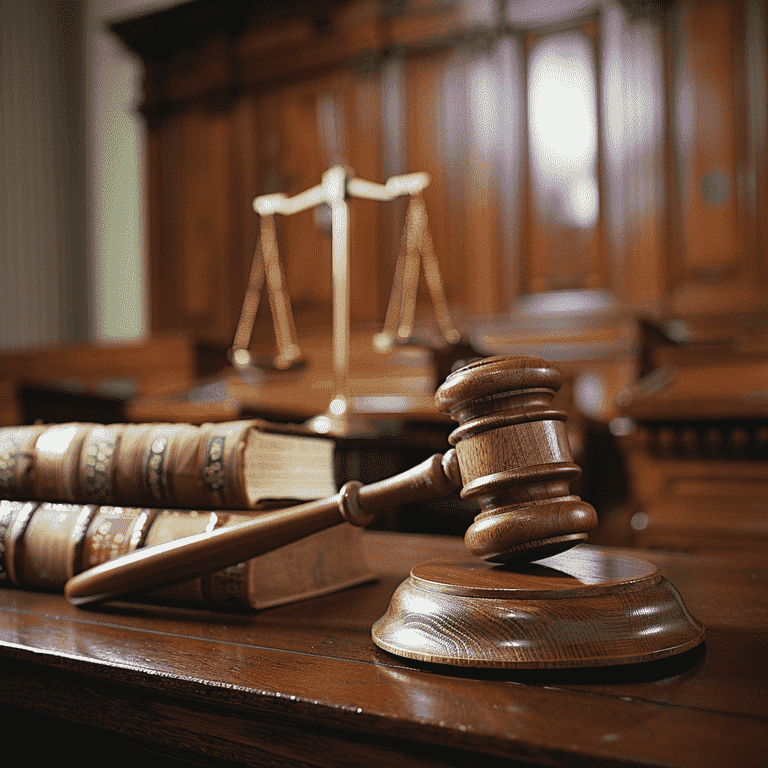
[65,355,598,606]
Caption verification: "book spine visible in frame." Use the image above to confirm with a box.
[0,426,49,499]
[0,500,38,585]
[19,502,99,587]
[32,424,96,502]
[0,499,245,604]
[77,424,122,503]
[0,421,259,509]
[79,505,158,570]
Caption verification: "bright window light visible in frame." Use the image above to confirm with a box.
[528,31,599,228]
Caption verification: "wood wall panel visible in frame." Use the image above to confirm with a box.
[113,0,767,352]
[349,69,386,321]
[272,76,335,312]
[148,105,236,343]
[667,0,767,315]
[522,18,608,296]
[226,96,262,329]
[178,108,225,321]
[461,52,505,312]
[404,49,465,308]
[618,12,667,308]
[681,1,741,277]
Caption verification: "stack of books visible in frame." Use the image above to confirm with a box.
[0,420,372,609]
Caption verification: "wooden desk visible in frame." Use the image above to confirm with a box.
[0,532,765,768]
[0,334,198,426]
[125,328,452,426]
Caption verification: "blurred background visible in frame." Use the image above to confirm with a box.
[1,0,766,551]
[1,0,764,350]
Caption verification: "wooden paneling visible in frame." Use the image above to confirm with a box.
[112,0,768,351]
[615,331,768,556]
[268,76,336,311]
[404,48,465,306]
[681,2,741,276]
[666,0,767,315]
[349,68,388,320]
[618,10,667,309]
[149,105,236,342]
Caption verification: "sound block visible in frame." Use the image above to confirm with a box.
[372,545,704,668]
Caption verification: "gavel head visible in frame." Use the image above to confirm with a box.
[435,355,598,564]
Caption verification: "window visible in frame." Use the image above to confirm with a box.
[524,22,604,293]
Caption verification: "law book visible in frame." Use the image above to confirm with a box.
[0,500,373,610]
[0,419,338,510]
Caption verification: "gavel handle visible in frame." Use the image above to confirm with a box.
[64,451,461,606]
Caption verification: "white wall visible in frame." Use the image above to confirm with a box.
[84,0,180,341]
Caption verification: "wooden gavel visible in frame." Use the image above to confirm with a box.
[65,355,598,606]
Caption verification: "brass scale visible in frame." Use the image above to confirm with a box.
[229,165,460,435]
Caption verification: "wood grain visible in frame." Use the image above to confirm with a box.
[435,355,598,562]
[0,532,765,768]
[372,545,704,668]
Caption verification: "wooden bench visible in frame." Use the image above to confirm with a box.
[0,334,196,425]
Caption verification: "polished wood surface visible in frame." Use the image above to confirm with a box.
[1,532,766,768]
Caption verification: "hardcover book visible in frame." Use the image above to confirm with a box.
[0,500,373,610]
[0,420,338,509]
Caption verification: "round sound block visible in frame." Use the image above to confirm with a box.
[372,545,704,668]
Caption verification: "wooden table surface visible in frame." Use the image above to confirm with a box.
[126,329,450,426]
[0,531,766,768]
